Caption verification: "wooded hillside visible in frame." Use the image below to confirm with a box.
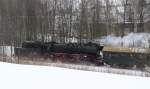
[0,0,150,45]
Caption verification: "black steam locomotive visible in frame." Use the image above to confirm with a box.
[14,41,144,69]
[14,41,104,65]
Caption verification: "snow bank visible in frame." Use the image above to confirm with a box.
[97,33,150,48]
[0,62,149,89]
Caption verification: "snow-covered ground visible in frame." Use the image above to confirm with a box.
[0,62,150,89]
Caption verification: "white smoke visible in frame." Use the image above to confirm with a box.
[0,46,14,57]
[96,33,150,48]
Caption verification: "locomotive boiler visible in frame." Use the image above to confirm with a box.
[14,41,104,65]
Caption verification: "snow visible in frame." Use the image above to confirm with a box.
[0,62,150,89]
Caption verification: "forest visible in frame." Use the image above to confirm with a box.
[0,0,150,46]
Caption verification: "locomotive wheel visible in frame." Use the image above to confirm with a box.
[78,55,95,66]
[54,53,67,62]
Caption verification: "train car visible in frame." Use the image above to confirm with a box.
[103,47,148,69]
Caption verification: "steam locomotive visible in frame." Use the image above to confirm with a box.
[14,41,143,68]
[14,41,104,65]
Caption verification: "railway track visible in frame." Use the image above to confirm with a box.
[0,56,150,77]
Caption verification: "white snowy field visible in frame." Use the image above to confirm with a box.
[0,62,150,89]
